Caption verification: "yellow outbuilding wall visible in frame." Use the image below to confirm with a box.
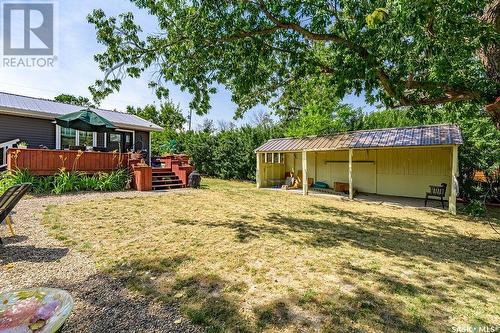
[376,147,452,198]
[276,146,452,199]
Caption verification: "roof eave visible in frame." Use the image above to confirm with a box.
[255,143,462,153]
[0,107,164,132]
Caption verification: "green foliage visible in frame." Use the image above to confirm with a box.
[88,0,499,118]
[275,77,364,137]
[126,100,186,130]
[52,171,82,195]
[366,8,389,29]
[284,104,361,137]
[462,199,487,217]
[54,94,96,108]
[170,124,281,181]
[0,169,130,195]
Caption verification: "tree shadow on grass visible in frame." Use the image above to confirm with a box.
[50,272,203,333]
[173,216,284,243]
[103,257,431,332]
[207,219,284,243]
[107,256,254,332]
[0,245,68,264]
[251,281,435,332]
[1,235,28,244]
[172,274,253,332]
[319,286,433,332]
[47,252,462,333]
[265,208,499,267]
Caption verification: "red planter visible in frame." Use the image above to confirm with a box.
[132,165,152,191]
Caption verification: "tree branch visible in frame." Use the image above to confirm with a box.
[398,91,481,107]
[257,0,349,45]
[219,26,281,42]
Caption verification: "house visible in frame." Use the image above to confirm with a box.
[255,124,462,214]
[0,91,163,167]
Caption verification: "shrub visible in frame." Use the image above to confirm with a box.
[52,171,82,194]
[462,199,487,217]
[0,169,130,195]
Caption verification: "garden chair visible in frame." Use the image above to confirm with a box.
[424,183,447,209]
[0,183,32,245]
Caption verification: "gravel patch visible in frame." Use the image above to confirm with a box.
[0,190,202,333]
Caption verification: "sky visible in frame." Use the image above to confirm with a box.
[0,0,374,128]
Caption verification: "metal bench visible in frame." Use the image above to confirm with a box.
[424,183,447,209]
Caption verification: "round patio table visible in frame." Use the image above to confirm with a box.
[0,288,74,333]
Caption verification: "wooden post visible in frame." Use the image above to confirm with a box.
[349,149,353,199]
[449,145,458,215]
[256,153,261,189]
[302,150,308,195]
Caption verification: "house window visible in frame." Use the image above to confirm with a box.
[61,127,76,149]
[57,126,97,149]
[109,133,122,151]
[264,152,284,164]
[79,131,94,147]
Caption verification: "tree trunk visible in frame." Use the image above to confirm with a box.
[479,0,500,126]
[478,0,500,85]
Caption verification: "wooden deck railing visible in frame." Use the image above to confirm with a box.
[1,139,20,169]
[7,148,130,175]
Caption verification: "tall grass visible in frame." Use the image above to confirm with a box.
[0,169,130,195]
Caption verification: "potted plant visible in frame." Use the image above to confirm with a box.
[17,141,28,149]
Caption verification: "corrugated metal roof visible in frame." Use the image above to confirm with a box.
[256,124,463,152]
[0,91,163,131]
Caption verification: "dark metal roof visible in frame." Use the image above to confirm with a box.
[256,124,463,152]
[0,91,163,132]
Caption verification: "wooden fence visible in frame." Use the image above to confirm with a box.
[7,148,129,175]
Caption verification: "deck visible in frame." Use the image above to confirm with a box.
[6,148,129,175]
[5,149,195,192]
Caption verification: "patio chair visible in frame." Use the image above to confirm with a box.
[69,145,86,151]
[0,183,32,245]
[424,183,447,209]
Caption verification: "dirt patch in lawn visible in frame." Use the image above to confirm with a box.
[42,179,500,332]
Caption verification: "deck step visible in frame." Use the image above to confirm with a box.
[152,183,184,190]
[153,176,180,181]
[152,168,174,173]
[152,174,178,179]
[151,167,185,191]
[152,172,176,177]
[152,179,182,184]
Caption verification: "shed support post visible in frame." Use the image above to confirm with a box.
[256,153,261,189]
[349,149,353,199]
[449,145,458,215]
[302,150,308,196]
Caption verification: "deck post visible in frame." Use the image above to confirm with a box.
[349,148,353,199]
[256,153,261,189]
[302,150,308,196]
[449,145,458,215]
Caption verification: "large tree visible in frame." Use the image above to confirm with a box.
[88,0,500,120]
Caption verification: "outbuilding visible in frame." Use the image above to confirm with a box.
[255,124,462,214]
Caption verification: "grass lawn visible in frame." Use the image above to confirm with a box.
[43,179,499,332]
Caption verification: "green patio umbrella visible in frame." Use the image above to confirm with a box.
[55,109,116,133]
